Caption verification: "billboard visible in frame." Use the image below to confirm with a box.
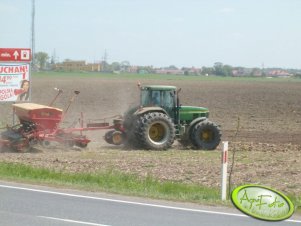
[0,63,30,102]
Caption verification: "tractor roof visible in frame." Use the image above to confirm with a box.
[141,85,177,91]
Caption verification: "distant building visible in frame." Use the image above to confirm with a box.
[267,70,291,77]
[155,69,184,75]
[185,67,202,75]
[127,66,138,73]
[232,68,253,77]
[54,60,101,72]
[251,69,263,77]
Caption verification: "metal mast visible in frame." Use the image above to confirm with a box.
[31,0,35,69]
[102,49,108,72]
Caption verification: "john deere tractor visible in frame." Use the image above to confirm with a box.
[105,85,221,150]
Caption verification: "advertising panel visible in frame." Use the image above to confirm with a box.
[0,63,31,102]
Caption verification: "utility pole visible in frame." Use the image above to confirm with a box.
[51,49,57,64]
[102,49,108,72]
[31,0,35,70]
[261,62,265,76]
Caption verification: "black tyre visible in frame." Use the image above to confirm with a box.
[104,130,125,146]
[191,120,221,150]
[123,135,142,149]
[75,141,88,148]
[104,130,115,144]
[111,131,124,145]
[12,138,31,152]
[136,112,175,150]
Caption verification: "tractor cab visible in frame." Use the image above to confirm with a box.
[140,85,177,119]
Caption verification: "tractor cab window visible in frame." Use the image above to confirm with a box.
[151,91,161,106]
[141,89,151,106]
[141,89,161,106]
[140,89,175,109]
[162,91,174,108]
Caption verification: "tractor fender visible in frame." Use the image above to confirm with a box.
[184,117,207,138]
[134,107,168,116]
[188,117,207,130]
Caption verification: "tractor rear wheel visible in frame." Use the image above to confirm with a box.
[191,120,221,150]
[123,126,144,149]
[136,112,175,150]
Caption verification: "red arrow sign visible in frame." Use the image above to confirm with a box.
[0,48,32,62]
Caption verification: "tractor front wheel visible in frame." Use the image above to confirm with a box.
[191,120,221,150]
[137,112,175,150]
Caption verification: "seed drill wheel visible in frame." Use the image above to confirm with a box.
[191,120,221,150]
[104,130,124,145]
[75,142,88,148]
[41,140,50,148]
[137,112,175,150]
[104,130,115,144]
[12,138,31,152]
[112,131,123,145]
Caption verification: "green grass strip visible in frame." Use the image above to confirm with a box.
[0,162,220,204]
[33,71,301,83]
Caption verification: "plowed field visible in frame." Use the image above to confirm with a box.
[1,74,301,196]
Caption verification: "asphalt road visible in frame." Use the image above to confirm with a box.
[0,182,300,226]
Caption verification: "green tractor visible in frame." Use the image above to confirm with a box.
[105,85,221,150]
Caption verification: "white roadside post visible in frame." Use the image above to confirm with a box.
[221,141,228,200]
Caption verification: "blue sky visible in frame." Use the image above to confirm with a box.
[1,0,300,68]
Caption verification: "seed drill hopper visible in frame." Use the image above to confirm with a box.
[0,89,122,152]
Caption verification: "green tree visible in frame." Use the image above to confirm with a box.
[111,62,121,71]
[167,65,178,70]
[34,52,49,70]
[120,61,130,71]
[222,65,233,76]
[295,73,301,78]
[201,66,214,75]
[213,62,224,76]
[213,62,233,76]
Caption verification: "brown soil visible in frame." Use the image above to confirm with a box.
[1,76,301,196]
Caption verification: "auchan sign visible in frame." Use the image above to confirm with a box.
[0,63,30,102]
[0,48,31,62]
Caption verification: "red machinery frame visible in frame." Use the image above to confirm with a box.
[0,90,124,152]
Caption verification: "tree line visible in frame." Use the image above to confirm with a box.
[33,51,301,76]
